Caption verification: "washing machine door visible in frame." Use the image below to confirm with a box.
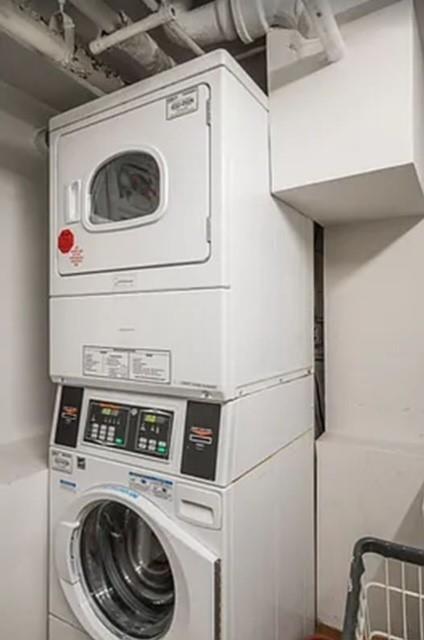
[54,485,219,640]
[54,83,211,276]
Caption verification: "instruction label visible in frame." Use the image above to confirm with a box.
[166,87,199,120]
[129,472,174,500]
[129,350,171,383]
[83,346,171,384]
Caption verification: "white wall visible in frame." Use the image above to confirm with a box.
[266,0,424,627]
[319,217,424,628]
[0,80,55,446]
[0,80,54,640]
[268,0,424,224]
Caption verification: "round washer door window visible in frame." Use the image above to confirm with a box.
[90,152,161,225]
[79,500,175,639]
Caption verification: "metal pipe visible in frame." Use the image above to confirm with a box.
[302,0,345,62]
[67,0,123,33]
[0,0,123,94]
[165,0,345,65]
[138,0,204,56]
[90,6,176,55]
[69,0,175,75]
[166,0,237,48]
[0,0,73,64]
[166,21,205,56]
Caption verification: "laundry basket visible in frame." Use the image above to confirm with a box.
[342,538,424,640]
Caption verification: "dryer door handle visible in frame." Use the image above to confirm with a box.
[55,520,80,585]
[64,180,82,224]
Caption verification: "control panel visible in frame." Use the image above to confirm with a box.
[84,400,173,460]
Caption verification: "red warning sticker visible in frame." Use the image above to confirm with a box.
[58,228,74,254]
[69,245,84,267]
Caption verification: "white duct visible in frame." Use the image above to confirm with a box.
[173,0,344,63]
[69,0,175,75]
[0,0,123,94]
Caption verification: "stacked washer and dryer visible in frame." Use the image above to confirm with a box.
[48,50,315,640]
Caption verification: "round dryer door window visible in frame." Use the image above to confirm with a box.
[90,152,161,225]
[79,500,175,639]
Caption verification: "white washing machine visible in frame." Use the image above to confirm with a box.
[49,50,313,402]
[49,383,315,640]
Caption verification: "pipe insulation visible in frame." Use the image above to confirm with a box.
[0,0,123,94]
[69,0,175,75]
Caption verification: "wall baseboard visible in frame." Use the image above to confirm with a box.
[316,623,342,639]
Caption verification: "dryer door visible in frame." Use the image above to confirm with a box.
[54,84,211,276]
[54,485,219,640]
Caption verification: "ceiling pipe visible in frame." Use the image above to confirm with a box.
[90,5,176,56]
[68,0,175,75]
[168,0,344,64]
[0,0,74,64]
[138,0,204,56]
[0,0,123,95]
[302,0,345,62]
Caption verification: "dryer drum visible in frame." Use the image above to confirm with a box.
[79,500,175,639]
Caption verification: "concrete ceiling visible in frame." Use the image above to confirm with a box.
[0,0,266,113]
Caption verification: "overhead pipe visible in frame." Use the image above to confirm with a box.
[138,0,204,57]
[302,0,345,62]
[0,0,123,94]
[0,0,74,65]
[90,5,176,56]
[69,0,175,75]
[168,0,345,64]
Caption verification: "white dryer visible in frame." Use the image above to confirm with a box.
[49,50,313,402]
[49,383,315,640]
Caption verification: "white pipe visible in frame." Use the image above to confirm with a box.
[0,0,123,94]
[69,0,175,74]
[171,0,345,64]
[138,0,204,55]
[0,0,73,64]
[68,0,123,32]
[172,0,237,47]
[302,0,345,62]
[90,6,175,55]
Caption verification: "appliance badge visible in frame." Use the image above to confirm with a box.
[166,87,199,120]
[51,450,73,473]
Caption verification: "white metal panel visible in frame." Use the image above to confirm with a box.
[54,84,210,276]
[224,71,314,388]
[222,431,315,640]
[50,289,229,399]
[227,375,314,482]
[49,616,88,640]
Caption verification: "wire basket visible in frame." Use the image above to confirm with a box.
[343,538,424,640]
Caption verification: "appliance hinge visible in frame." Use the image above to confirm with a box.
[206,217,212,243]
